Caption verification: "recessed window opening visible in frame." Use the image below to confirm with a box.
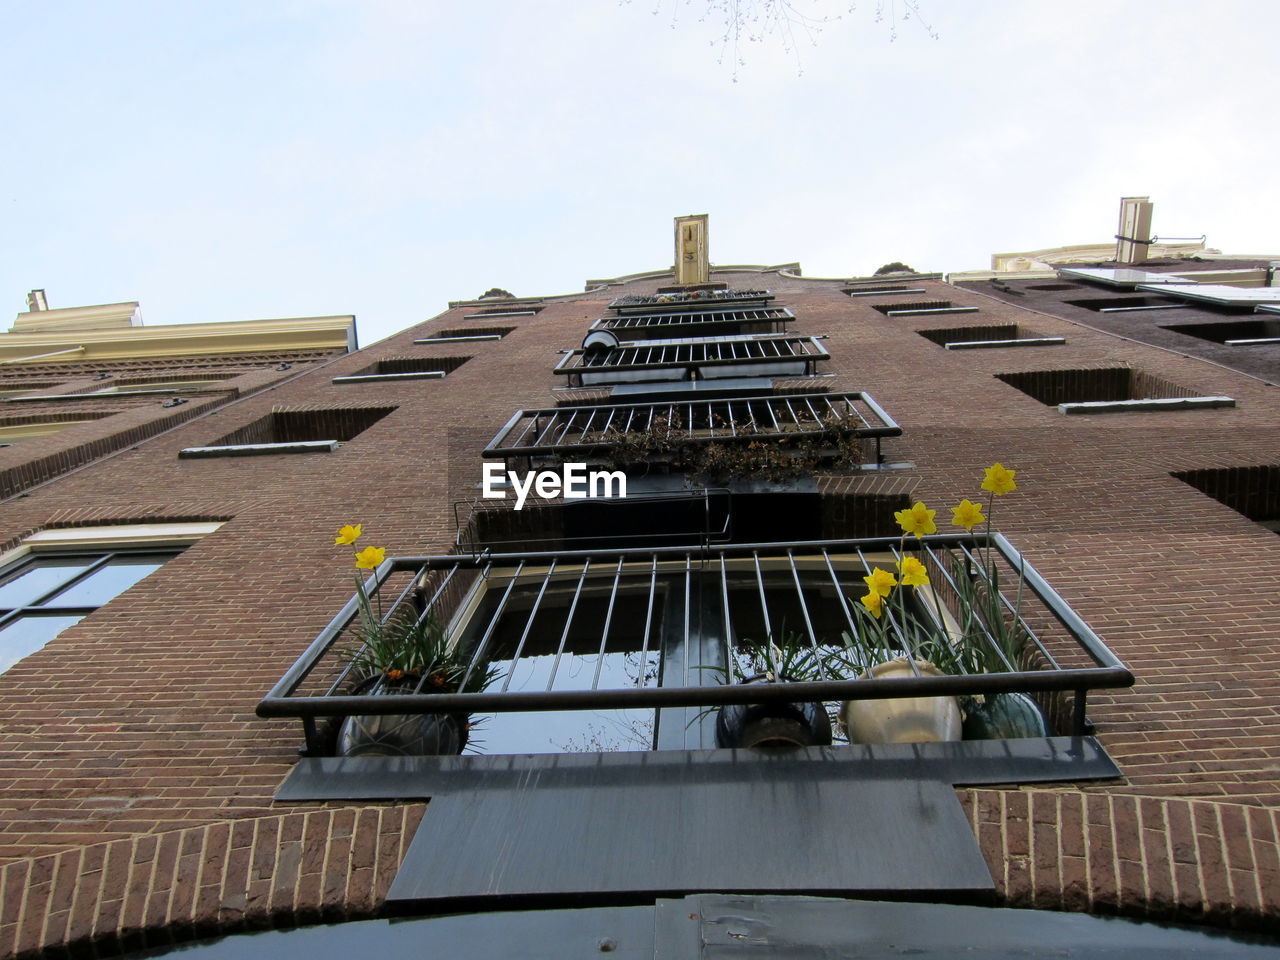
[844,285,926,297]
[1172,465,1280,534]
[417,327,515,342]
[0,413,110,443]
[1161,318,1280,345]
[92,374,231,394]
[332,358,471,385]
[918,325,1018,346]
[464,307,541,320]
[0,381,60,398]
[871,300,954,315]
[204,407,396,447]
[995,368,1201,406]
[1063,296,1182,312]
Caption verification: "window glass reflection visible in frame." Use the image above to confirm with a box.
[0,558,95,608]
[44,556,170,608]
[0,615,85,671]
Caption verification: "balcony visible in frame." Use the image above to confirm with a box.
[588,305,794,340]
[608,289,774,313]
[259,535,1133,759]
[553,334,829,386]
[482,392,900,469]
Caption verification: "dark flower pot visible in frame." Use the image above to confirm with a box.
[961,691,1047,740]
[336,676,469,757]
[715,676,833,749]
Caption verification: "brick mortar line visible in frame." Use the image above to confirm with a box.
[1135,796,1153,912]
[1053,793,1064,910]
[1189,802,1208,916]
[41,848,81,951]
[1080,793,1094,911]
[1215,804,1236,911]
[1243,809,1262,913]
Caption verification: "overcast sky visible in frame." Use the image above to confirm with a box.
[3,1,1276,347]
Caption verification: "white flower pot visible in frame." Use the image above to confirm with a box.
[840,658,962,744]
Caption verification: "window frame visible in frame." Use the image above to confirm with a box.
[0,522,223,675]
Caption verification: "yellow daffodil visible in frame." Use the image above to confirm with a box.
[859,591,884,619]
[334,524,362,546]
[951,499,986,531]
[894,501,937,538]
[981,463,1017,496]
[863,567,898,597]
[897,556,930,587]
[354,545,386,569]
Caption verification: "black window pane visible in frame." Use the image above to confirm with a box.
[0,614,85,671]
[42,554,173,608]
[0,558,95,609]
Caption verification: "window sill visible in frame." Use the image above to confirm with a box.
[945,338,1065,350]
[179,441,337,458]
[331,372,445,384]
[1058,396,1235,415]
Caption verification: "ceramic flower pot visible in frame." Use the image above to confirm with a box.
[336,676,469,757]
[961,691,1047,740]
[715,676,833,749]
[840,658,962,744]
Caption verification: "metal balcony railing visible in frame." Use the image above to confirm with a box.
[482,392,900,466]
[258,535,1133,756]
[554,334,830,386]
[588,306,795,338]
[608,290,774,313]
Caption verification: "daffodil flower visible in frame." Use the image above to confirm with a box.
[894,501,937,538]
[354,545,386,569]
[981,463,1017,496]
[951,499,986,531]
[334,524,362,546]
[859,591,884,619]
[863,567,898,597]
[897,556,930,588]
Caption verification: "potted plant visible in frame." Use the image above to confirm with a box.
[834,464,1047,743]
[331,524,500,757]
[833,559,964,745]
[712,628,833,749]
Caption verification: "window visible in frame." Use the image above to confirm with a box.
[994,367,1234,413]
[870,300,978,317]
[180,406,397,458]
[916,325,1063,350]
[0,522,221,674]
[0,417,99,444]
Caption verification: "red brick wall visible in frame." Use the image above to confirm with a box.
[0,272,1276,954]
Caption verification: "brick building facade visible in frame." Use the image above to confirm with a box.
[1,245,1278,956]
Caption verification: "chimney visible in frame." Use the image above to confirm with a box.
[1115,197,1153,264]
[674,214,710,285]
[26,289,48,312]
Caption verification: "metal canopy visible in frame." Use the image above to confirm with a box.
[1135,283,1280,307]
[1058,267,1195,288]
[386,773,994,907]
